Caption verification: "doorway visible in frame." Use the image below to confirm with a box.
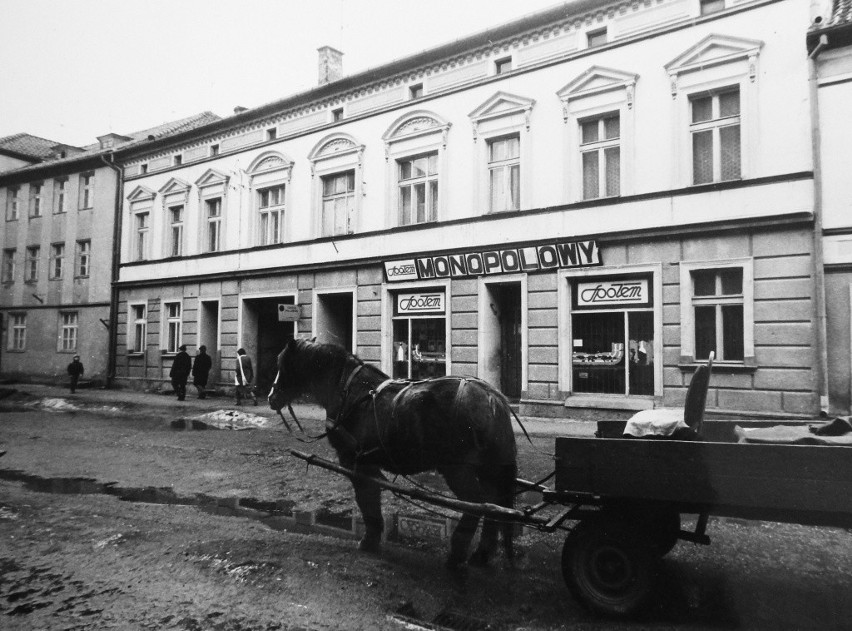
[198,300,220,384]
[243,296,296,393]
[482,282,522,401]
[315,292,354,351]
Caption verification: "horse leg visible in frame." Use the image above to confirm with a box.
[441,466,484,570]
[470,462,517,567]
[351,463,384,555]
[467,465,501,567]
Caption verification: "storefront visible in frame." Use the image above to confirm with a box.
[391,289,447,380]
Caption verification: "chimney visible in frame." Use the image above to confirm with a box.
[318,46,344,85]
[234,106,249,115]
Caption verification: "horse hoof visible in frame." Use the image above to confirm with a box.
[358,536,381,555]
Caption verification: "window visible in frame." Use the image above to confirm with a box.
[205,198,222,252]
[173,154,182,166]
[494,57,512,75]
[134,211,150,261]
[210,144,219,157]
[488,135,520,212]
[691,268,744,361]
[398,153,438,225]
[2,249,15,283]
[258,185,286,245]
[321,171,355,236]
[409,83,424,99]
[168,205,184,257]
[8,313,26,350]
[50,243,65,279]
[164,302,182,353]
[392,292,447,380]
[76,240,90,277]
[700,0,725,16]
[266,128,277,141]
[6,187,19,221]
[580,113,620,199]
[332,107,344,122]
[25,246,39,283]
[130,303,147,354]
[29,183,43,217]
[140,163,148,174]
[79,172,94,209]
[59,312,78,352]
[587,28,607,48]
[690,88,740,184]
[54,179,67,213]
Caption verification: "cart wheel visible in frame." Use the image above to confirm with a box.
[561,520,658,618]
[601,504,680,557]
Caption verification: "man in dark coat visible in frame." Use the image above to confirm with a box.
[67,355,84,393]
[235,348,257,405]
[191,345,213,399]
[170,344,192,401]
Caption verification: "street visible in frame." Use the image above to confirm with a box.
[0,385,851,630]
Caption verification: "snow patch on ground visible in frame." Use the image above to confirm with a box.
[182,409,275,430]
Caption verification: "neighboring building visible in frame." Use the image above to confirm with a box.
[0,133,63,172]
[0,113,220,386]
[809,0,852,414]
[113,0,821,418]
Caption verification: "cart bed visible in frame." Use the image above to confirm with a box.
[554,436,852,528]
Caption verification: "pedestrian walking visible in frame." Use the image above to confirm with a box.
[170,344,192,401]
[191,345,213,399]
[67,355,84,393]
[235,348,257,405]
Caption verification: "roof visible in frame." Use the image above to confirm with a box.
[820,0,852,29]
[0,111,221,182]
[0,133,64,161]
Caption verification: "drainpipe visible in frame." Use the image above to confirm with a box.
[100,152,124,389]
[808,34,829,415]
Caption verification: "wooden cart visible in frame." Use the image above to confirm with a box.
[293,433,852,618]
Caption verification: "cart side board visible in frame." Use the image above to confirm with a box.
[554,437,852,528]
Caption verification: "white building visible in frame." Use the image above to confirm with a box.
[113,0,821,419]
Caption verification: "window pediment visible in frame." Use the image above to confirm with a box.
[665,34,763,96]
[194,168,230,189]
[468,91,536,140]
[557,66,639,116]
[127,185,156,203]
[308,133,363,162]
[157,177,191,196]
[383,110,451,142]
[247,151,293,175]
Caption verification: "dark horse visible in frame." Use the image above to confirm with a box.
[268,338,518,569]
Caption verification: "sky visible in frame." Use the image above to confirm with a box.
[0,0,568,148]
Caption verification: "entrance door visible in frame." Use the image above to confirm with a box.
[245,297,295,393]
[198,300,220,384]
[496,284,522,401]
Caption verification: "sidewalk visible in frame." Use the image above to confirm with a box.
[2,382,597,437]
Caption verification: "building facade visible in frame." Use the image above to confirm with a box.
[0,115,219,385]
[810,0,852,414]
[114,0,821,418]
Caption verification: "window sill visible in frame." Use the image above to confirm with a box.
[127,352,145,358]
[6,348,26,353]
[78,207,93,211]
[678,361,756,373]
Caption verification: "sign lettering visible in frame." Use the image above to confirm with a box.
[576,279,649,307]
[396,292,446,314]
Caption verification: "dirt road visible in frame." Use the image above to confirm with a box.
[1,387,851,630]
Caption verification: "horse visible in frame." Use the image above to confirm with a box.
[268,338,518,570]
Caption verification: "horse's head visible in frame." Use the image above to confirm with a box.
[268,338,306,411]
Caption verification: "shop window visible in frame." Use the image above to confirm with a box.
[392,290,447,380]
[571,275,654,396]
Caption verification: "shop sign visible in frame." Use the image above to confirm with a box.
[576,278,650,308]
[384,240,600,282]
[277,304,300,321]
[396,292,445,314]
